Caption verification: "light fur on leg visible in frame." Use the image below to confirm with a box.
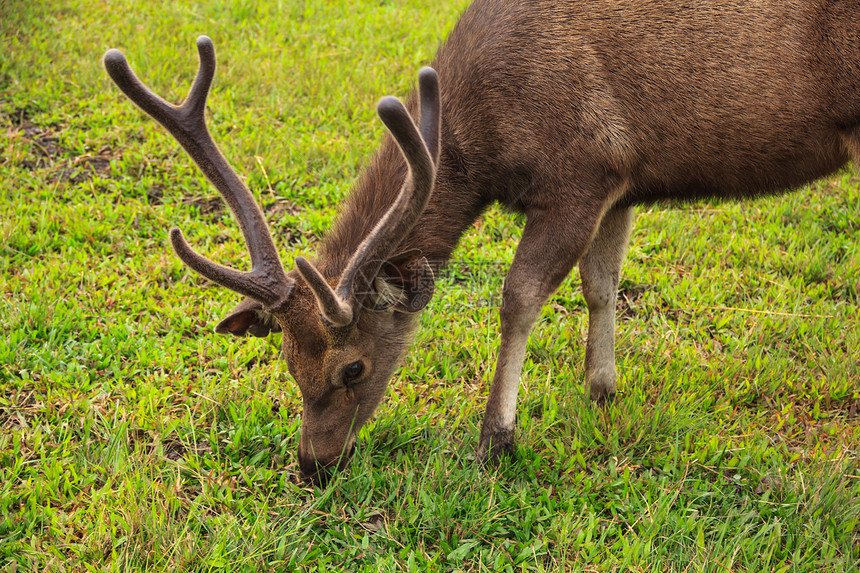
[477,192,612,461]
[579,206,634,403]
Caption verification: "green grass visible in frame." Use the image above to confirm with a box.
[1,0,858,571]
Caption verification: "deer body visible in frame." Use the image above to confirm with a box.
[106,0,860,482]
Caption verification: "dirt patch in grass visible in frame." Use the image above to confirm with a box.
[9,118,115,186]
[617,282,657,319]
[0,103,43,127]
[182,195,224,221]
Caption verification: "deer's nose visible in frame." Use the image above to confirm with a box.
[298,442,356,486]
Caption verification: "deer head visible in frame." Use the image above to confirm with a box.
[104,36,439,484]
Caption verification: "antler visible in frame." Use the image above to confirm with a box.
[104,36,294,310]
[295,68,441,326]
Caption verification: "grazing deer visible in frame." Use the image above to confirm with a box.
[105,0,860,484]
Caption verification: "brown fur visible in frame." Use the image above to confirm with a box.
[297,0,860,477]
[109,0,860,484]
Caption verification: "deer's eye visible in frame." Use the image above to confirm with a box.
[343,361,364,384]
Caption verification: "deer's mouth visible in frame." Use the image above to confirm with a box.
[298,441,357,487]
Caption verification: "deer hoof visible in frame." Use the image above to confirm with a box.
[591,390,616,407]
[588,369,617,405]
[476,427,515,463]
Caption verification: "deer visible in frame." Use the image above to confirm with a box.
[104,0,860,484]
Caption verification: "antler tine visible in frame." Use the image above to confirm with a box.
[294,257,353,326]
[335,70,440,309]
[417,67,441,165]
[295,69,439,325]
[104,36,293,310]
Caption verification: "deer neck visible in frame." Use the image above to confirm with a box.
[318,132,487,277]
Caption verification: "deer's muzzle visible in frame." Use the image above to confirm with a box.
[298,440,356,486]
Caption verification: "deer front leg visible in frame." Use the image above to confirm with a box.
[579,206,634,403]
[477,202,604,461]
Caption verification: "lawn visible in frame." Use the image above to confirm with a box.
[1,1,858,571]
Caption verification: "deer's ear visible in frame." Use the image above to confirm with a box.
[215,299,281,337]
[374,250,436,314]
